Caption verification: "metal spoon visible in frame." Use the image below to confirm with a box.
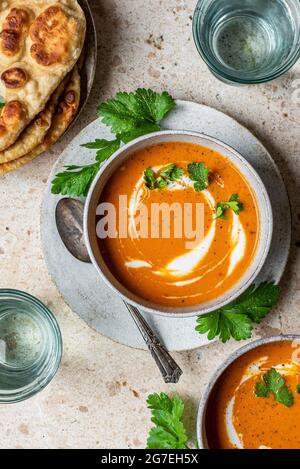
[55,198,183,383]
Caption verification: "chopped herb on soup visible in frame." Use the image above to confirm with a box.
[255,368,294,407]
[97,142,259,308]
[215,193,244,219]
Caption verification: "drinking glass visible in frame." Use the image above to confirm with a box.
[193,0,300,85]
[0,289,62,403]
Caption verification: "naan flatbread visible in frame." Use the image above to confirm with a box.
[0,1,86,151]
[0,64,80,175]
[0,72,70,164]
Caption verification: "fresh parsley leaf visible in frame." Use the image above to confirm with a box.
[133,88,176,123]
[297,384,300,394]
[264,368,286,395]
[81,139,111,149]
[160,163,177,179]
[146,393,188,449]
[276,386,294,407]
[144,164,184,190]
[172,167,185,180]
[97,88,175,135]
[215,205,225,219]
[144,168,157,190]
[187,162,209,191]
[228,282,281,323]
[195,311,221,341]
[51,162,100,197]
[119,123,160,144]
[97,95,141,134]
[0,96,5,109]
[255,368,294,407]
[52,88,176,197]
[255,382,269,397]
[196,310,252,343]
[220,312,252,342]
[81,138,120,163]
[155,177,168,189]
[195,282,280,343]
[228,193,242,212]
[160,164,184,181]
[216,193,244,219]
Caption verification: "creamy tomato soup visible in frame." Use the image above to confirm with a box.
[97,142,259,307]
[205,341,300,449]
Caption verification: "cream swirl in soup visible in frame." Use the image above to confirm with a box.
[97,142,259,307]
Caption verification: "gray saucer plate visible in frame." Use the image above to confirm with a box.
[41,101,291,351]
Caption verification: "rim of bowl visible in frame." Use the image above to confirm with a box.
[84,130,273,318]
[0,289,62,403]
[192,0,300,85]
[197,334,300,448]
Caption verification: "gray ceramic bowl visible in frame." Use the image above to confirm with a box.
[84,130,273,317]
[197,335,300,448]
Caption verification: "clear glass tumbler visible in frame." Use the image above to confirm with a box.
[193,0,300,85]
[0,289,62,403]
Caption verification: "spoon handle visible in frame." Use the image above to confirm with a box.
[124,302,183,383]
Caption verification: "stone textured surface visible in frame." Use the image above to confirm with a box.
[0,0,299,449]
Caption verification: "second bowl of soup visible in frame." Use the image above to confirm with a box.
[84,131,273,316]
[198,336,300,449]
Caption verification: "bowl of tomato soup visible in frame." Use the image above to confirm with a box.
[84,131,272,316]
[198,336,300,449]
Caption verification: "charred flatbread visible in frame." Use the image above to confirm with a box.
[0,64,80,175]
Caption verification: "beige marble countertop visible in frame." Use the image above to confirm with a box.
[1,0,300,449]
